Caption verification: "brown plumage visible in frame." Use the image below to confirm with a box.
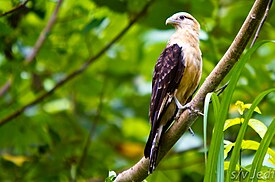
[144,12,202,173]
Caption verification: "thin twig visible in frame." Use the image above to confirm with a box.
[0,0,153,127]
[25,0,63,63]
[208,81,229,104]
[0,79,12,97]
[0,0,29,17]
[77,77,107,175]
[215,81,229,96]
[250,0,273,47]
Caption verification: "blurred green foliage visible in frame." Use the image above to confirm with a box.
[0,0,274,181]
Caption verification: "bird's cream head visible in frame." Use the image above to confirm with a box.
[166,12,200,32]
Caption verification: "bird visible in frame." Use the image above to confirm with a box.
[144,12,202,174]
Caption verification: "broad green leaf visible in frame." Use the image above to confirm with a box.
[224,140,275,167]
[224,161,240,171]
[246,118,275,182]
[224,41,275,182]
[224,118,243,131]
[248,119,267,139]
[235,101,262,115]
[224,118,267,138]
[243,104,261,114]
[224,161,230,170]
[227,87,275,182]
[242,140,275,166]
[241,140,259,150]
[224,140,235,159]
[267,148,275,165]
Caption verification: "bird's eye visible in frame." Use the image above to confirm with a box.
[179,15,185,20]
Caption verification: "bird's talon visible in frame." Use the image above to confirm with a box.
[174,97,203,116]
[188,127,195,136]
[195,110,204,116]
[175,109,183,120]
[190,108,204,116]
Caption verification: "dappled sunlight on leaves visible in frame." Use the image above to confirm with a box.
[2,154,30,167]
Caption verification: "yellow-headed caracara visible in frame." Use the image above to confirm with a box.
[144,12,202,173]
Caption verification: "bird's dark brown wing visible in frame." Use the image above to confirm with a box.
[144,44,185,157]
[150,44,185,127]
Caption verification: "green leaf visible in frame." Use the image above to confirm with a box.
[248,119,267,139]
[217,140,224,182]
[214,94,224,182]
[204,92,224,181]
[235,101,262,115]
[224,140,235,159]
[224,118,242,131]
[105,171,117,182]
[267,148,275,166]
[246,118,275,182]
[212,93,221,121]
[226,88,275,182]
[82,17,107,34]
[203,92,213,166]
[206,40,265,182]
[224,161,230,171]
[224,162,240,171]
[204,93,223,182]
[225,41,275,182]
[224,118,267,138]
[241,140,259,150]
[224,140,275,166]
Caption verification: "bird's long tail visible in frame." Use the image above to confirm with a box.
[144,126,163,174]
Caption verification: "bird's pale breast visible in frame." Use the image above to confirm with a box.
[176,47,202,103]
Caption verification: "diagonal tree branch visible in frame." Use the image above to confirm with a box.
[114,0,271,181]
[25,0,63,63]
[250,0,273,47]
[0,0,154,127]
[0,0,29,17]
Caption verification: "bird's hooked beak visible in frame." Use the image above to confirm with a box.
[165,17,180,25]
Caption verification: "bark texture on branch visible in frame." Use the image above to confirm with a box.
[115,0,270,181]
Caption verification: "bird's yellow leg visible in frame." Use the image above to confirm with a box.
[174,96,203,136]
[174,96,204,118]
